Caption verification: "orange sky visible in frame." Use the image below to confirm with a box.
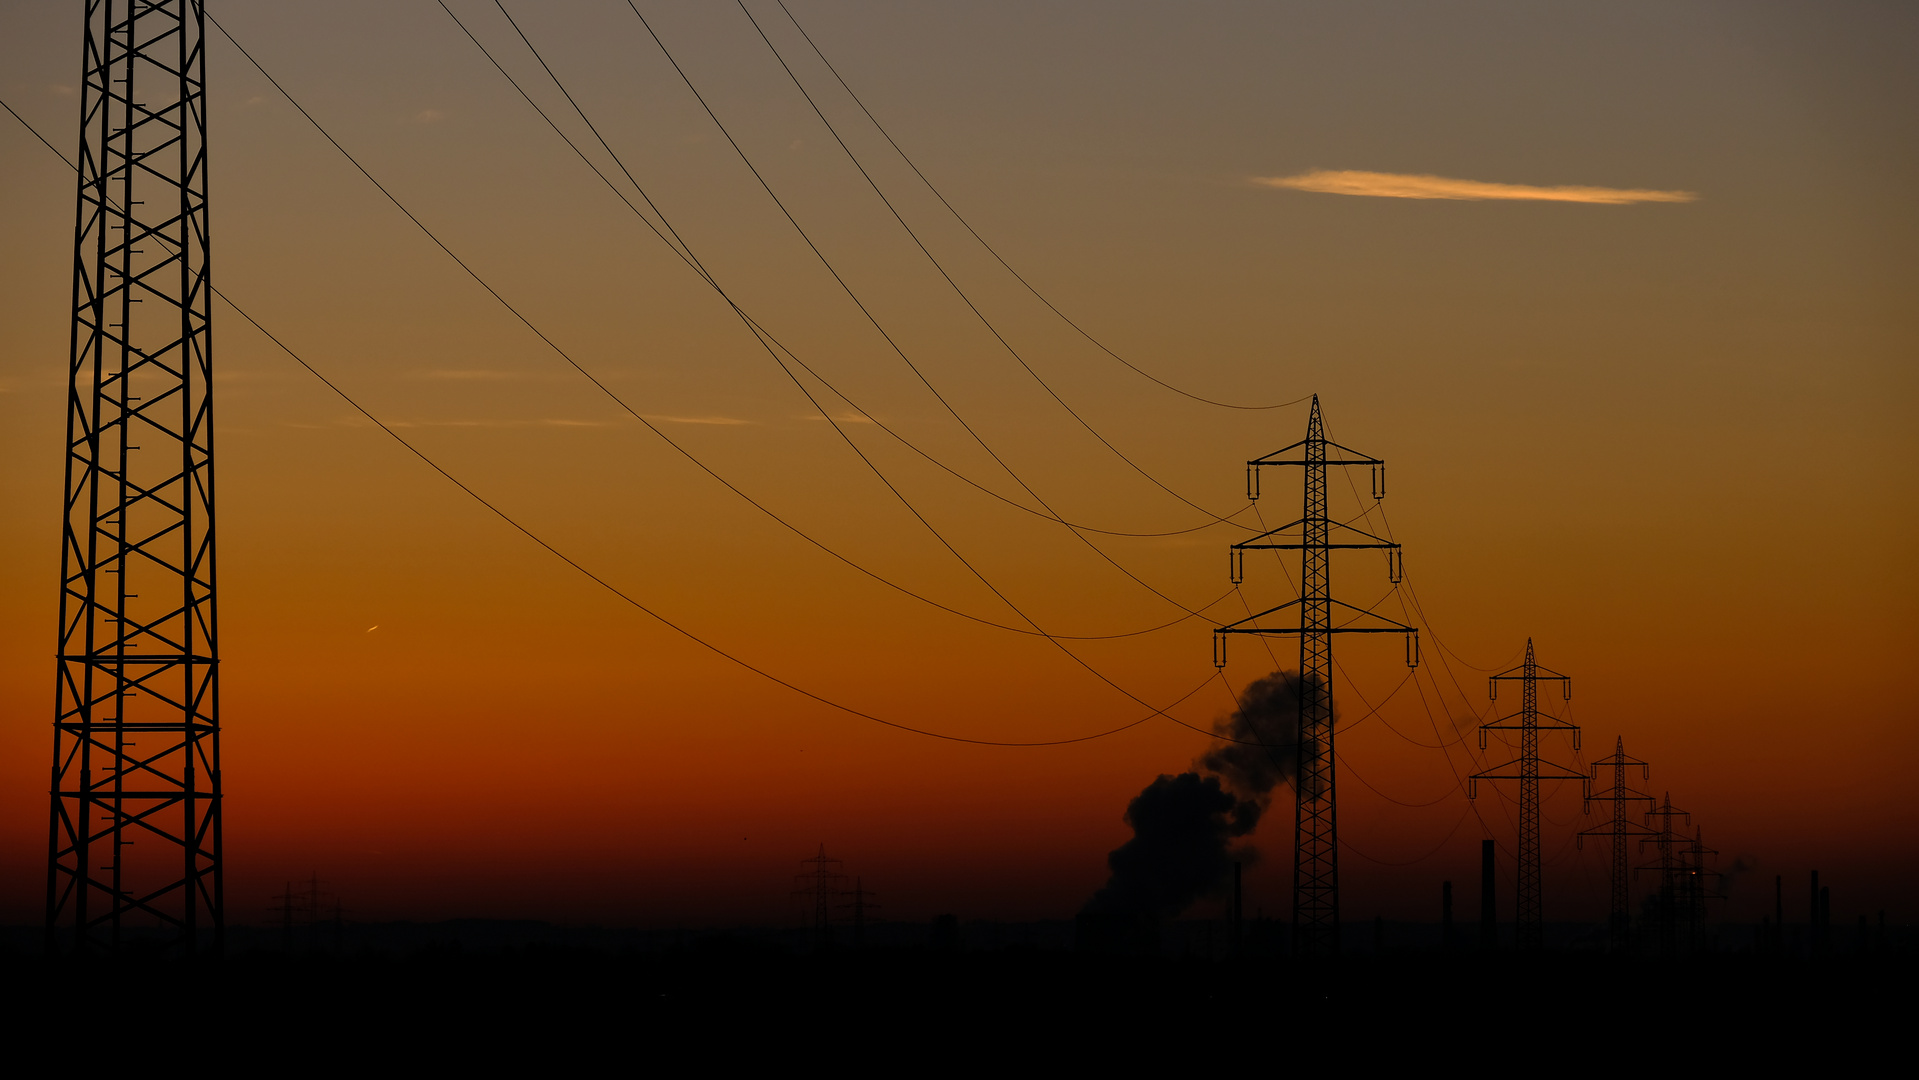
[0,1,1914,929]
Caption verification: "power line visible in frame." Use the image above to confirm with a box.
[202,11,1229,650]
[768,0,1302,413]
[609,1,1267,594]
[457,0,1249,542]
[0,90,1241,751]
[730,0,1265,519]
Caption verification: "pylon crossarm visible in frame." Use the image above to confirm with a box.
[1248,444,1383,468]
[1233,518,1400,551]
[1470,759,1589,783]
[1480,711,1581,731]
[1579,821,1661,839]
[1220,597,1415,635]
[1491,668,1570,685]
[1214,597,1304,632]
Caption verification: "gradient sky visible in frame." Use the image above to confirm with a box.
[1,0,1914,930]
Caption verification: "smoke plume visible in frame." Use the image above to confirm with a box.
[1082,671,1326,918]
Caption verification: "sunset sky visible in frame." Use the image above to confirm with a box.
[0,1,1913,930]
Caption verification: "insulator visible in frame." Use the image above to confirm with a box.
[1563,680,1572,701]
[1230,548,1244,584]
[1245,465,1260,501]
[1371,462,1385,500]
[1406,631,1420,668]
[1468,778,1479,800]
[1388,547,1403,584]
[1212,633,1227,669]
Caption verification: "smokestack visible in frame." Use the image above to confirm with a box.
[1443,880,1454,950]
[1480,840,1497,951]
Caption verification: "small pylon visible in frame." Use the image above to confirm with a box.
[1634,794,1692,957]
[792,844,846,947]
[1578,738,1657,952]
[1468,640,1583,952]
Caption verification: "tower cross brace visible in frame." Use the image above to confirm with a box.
[1212,396,1416,956]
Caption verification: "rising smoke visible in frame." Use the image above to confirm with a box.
[1082,671,1328,919]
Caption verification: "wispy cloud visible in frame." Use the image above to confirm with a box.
[382,418,613,429]
[414,369,520,381]
[641,415,754,426]
[804,412,874,425]
[1256,169,1696,205]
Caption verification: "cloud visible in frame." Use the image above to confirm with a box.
[385,418,613,429]
[415,369,520,381]
[1256,169,1696,205]
[641,415,754,426]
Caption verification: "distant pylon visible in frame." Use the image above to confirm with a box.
[1578,738,1656,952]
[1468,640,1583,952]
[1635,793,1691,957]
[1213,396,1418,957]
[793,844,845,947]
[1679,826,1721,951]
[837,877,880,948]
[47,0,221,956]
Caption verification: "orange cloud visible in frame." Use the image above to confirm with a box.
[1257,169,1696,204]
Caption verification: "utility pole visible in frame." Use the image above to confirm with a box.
[1468,641,1582,952]
[1578,738,1656,952]
[47,0,221,956]
[1213,396,1417,957]
[1635,794,1691,958]
[793,844,845,949]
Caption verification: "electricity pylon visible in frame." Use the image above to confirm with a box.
[47,0,220,955]
[1468,640,1582,952]
[1679,826,1720,952]
[1635,794,1691,957]
[837,877,880,948]
[793,844,845,947]
[1578,738,1656,952]
[1212,396,1417,957]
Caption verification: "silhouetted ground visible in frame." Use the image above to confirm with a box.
[0,922,1910,1064]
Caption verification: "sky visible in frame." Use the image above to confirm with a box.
[0,0,1914,931]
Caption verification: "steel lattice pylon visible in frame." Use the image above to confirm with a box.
[1469,640,1581,952]
[1213,396,1417,957]
[46,0,220,955]
[1578,738,1655,952]
[1636,794,1691,957]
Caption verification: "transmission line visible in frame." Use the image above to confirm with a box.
[432,8,1234,544]
[0,91,1242,750]
[613,0,1264,562]
[767,0,1302,413]
[203,12,1241,648]
[730,0,1264,519]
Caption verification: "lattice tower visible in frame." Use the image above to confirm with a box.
[47,0,220,956]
